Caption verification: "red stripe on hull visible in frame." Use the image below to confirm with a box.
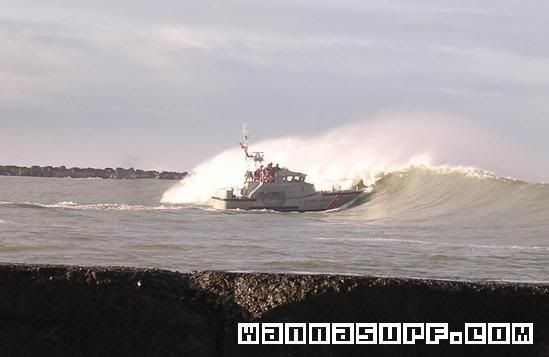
[326,194,342,210]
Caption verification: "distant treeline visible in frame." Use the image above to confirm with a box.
[0,165,187,180]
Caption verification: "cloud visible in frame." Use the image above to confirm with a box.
[0,1,549,178]
[436,46,549,87]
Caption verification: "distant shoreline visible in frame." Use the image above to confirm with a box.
[0,165,186,180]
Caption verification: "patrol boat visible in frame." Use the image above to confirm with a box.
[210,127,364,212]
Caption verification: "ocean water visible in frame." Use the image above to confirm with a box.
[1,167,548,282]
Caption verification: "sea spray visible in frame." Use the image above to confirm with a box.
[161,112,533,204]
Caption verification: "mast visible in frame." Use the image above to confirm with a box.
[240,124,252,160]
[240,124,263,164]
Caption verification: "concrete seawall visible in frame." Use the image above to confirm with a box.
[0,264,547,356]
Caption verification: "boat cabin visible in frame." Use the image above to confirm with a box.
[246,163,308,184]
[276,169,306,184]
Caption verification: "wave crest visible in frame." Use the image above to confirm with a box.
[356,166,549,225]
[161,112,543,206]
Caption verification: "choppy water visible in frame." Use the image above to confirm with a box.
[1,167,548,282]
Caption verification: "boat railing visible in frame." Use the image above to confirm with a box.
[317,178,360,192]
[247,181,264,198]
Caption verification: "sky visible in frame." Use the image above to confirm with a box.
[1,1,549,179]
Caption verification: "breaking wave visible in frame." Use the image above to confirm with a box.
[158,162,549,229]
[161,113,543,206]
[349,166,549,226]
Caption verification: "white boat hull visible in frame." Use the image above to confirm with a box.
[211,190,363,212]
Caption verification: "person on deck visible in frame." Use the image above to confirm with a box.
[263,163,273,182]
[254,166,262,182]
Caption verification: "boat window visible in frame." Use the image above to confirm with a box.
[282,175,305,182]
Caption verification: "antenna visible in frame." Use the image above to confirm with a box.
[242,123,249,149]
[240,123,264,164]
[240,123,253,159]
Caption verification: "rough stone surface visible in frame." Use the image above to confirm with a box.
[0,264,547,356]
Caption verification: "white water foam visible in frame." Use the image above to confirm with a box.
[313,237,549,251]
[43,202,182,211]
[161,112,535,204]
